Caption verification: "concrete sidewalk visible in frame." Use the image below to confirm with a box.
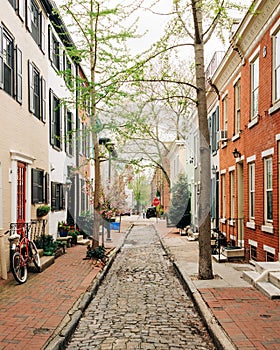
[154,219,280,350]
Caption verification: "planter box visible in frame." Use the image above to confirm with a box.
[222,247,245,258]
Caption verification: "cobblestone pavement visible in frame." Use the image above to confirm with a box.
[66,224,216,350]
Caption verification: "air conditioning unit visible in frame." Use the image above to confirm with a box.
[219,130,228,141]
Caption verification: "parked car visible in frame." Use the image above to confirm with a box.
[146,207,157,219]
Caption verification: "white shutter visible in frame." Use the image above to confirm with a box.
[40,13,46,53]
[41,77,46,122]
[0,26,3,89]
[18,0,25,21]
[28,61,34,113]
[49,26,53,62]
[49,90,54,145]
[16,47,22,103]
[26,0,32,32]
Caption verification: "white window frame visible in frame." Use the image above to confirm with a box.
[230,170,235,221]
[248,162,255,221]
[250,55,259,119]
[264,157,273,224]
[234,79,241,135]
[271,20,280,105]
[223,94,228,132]
[221,173,226,219]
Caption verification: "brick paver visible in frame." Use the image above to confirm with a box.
[0,221,129,350]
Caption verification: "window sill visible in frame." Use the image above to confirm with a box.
[269,100,280,115]
[229,220,235,226]
[248,116,259,129]
[220,218,227,224]
[246,221,255,229]
[261,225,274,234]
[232,133,240,142]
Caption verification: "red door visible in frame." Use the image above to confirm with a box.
[17,162,26,229]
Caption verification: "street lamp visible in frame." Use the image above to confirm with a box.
[232,148,241,158]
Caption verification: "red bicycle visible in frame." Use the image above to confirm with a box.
[6,224,41,284]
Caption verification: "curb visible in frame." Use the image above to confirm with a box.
[154,225,237,350]
[42,225,133,350]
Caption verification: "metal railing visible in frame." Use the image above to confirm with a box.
[10,219,47,242]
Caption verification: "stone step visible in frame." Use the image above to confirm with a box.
[242,270,260,284]
[29,255,55,273]
[255,261,280,274]
[269,271,280,289]
[77,235,90,245]
[212,254,227,262]
[256,281,280,299]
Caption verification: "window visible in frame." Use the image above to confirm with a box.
[51,182,65,211]
[221,174,226,219]
[230,170,235,219]
[272,26,280,103]
[26,0,46,51]
[210,107,219,154]
[248,162,255,220]
[234,79,240,135]
[250,245,257,261]
[0,27,14,96]
[32,169,44,203]
[28,61,46,121]
[222,95,228,132]
[250,56,259,119]
[64,53,74,89]
[266,251,274,262]
[264,157,273,222]
[65,111,73,155]
[49,29,61,70]
[50,90,62,149]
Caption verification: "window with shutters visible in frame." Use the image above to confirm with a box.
[49,90,62,150]
[0,27,14,96]
[32,168,44,203]
[0,27,22,102]
[65,110,73,156]
[26,0,45,51]
[28,61,46,121]
[51,182,65,211]
[49,28,61,71]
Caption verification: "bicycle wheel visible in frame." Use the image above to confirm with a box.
[29,241,41,272]
[11,252,28,284]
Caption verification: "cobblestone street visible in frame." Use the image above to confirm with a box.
[66,224,216,349]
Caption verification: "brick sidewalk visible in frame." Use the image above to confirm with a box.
[0,222,130,350]
[154,219,280,350]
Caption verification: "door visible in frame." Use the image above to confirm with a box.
[17,162,26,229]
[237,162,244,246]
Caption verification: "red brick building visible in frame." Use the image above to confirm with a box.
[207,0,280,262]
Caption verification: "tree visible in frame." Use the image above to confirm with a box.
[56,0,141,248]
[168,174,191,230]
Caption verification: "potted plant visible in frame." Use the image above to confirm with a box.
[36,205,51,217]
[58,222,70,237]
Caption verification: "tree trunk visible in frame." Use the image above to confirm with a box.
[191,0,213,280]
[91,0,100,248]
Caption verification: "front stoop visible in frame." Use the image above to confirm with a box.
[243,262,280,299]
[76,235,90,246]
[29,249,55,273]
